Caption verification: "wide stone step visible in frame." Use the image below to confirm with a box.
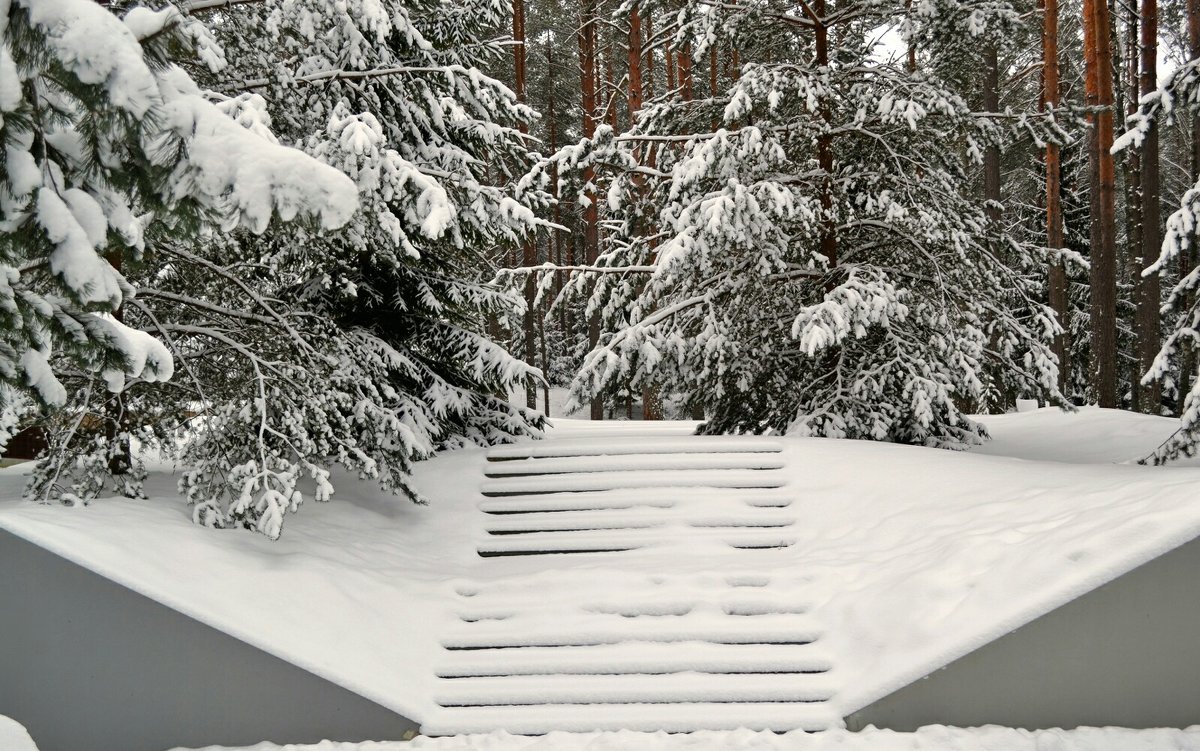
[476,528,797,557]
[435,642,833,677]
[480,470,787,496]
[484,453,786,476]
[487,437,784,460]
[478,489,794,514]
[442,615,823,649]
[434,672,838,706]
[421,702,840,735]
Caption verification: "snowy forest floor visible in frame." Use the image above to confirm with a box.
[2,408,1200,739]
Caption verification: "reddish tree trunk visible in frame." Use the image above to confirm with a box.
[628,7,644,115]
[666,45,676,92]
[1082,0,1119,407]
[679,43,693,100]
[1044,0,1070,394]
[513,0,538,408]
[1135,0,1161,413]
[604,36,618,127]
[579,0,603,419]
[643,11,655,99]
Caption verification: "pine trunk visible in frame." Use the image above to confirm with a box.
[644,11,655,99]
[1044,0,1070,394]
[710,44,719,129]
[1083,0,1119,408]
[906,0,917,71]
[580,0,604,420]
[604,36,618,128]
[983,46,1001,223]
[628,7,644,115]
[679,43,693,101]
[1123,0,1143,410]
[815,0,837,268]
[1183,0,1200,413]
[513,0,538,409]
[1136,0,1161,413]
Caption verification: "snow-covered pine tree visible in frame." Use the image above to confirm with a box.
[1120,56,1200,461]
[525,0,1065,446]
[0,0,357,503]
[81,0,549,537]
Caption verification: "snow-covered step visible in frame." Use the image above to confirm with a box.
[429,433,834,736]
[420,702,840,735]
[433,672,838,706]
[480,470,786,496]
[476,528,796,556]
[488,437,783,461]
[450,589,813,621]
[481,507,795,534]
[484,452,786,476]
[435,642,833,677]
[442,616,823,649]
[479,489,793,514]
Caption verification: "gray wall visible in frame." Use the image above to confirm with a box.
[847,535,1200,730]
[0,529,418,751]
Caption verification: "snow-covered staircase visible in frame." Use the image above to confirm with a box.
[424,435,840,735]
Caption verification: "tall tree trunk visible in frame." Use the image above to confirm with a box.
[580,0,604,420]
[644,11,655,99]
[1083,0,1119,407]
[679,42,693,100]
[983,46,1002,223]
[1183,0,1200,413]
[1123,0,1143,410]
[604,35,618,127]
[513,0,538,409]
[815,0,837,268]
[1044,0,1070,394]
[709,44,719,129]
[666,44,676,92]
[628,6,644,115]
[628,5,663,421]
[546,42,568,348]
[1136,0,1161,413]
[905,0,917,72]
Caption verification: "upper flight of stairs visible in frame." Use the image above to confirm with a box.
[423,434,840,735]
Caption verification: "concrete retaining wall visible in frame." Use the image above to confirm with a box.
[847,535,1200,730]
[0,529,418,751]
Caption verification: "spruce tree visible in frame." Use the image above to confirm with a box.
[0,0,357,505]
[525,0,1065,445]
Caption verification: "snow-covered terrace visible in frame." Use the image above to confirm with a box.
[2,408,1199,735]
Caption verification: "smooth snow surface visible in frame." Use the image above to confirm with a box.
[173,726,1200,751]
[0,715,39,751]
[3,408,1200,733]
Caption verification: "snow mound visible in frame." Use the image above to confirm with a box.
[0,715,39,751]
[171,726,1200,751]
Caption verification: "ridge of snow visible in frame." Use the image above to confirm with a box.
[171,726,1200,751]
